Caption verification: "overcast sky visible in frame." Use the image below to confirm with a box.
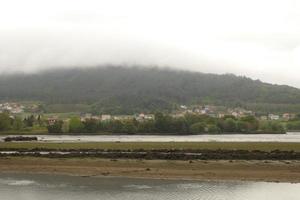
[0,0,300,87]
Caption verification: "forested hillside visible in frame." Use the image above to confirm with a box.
[1,66,300,114]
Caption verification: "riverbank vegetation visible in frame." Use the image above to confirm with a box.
[0,112,287,135]
[0,113,47,135]
[47,113,285,135]
[286,116,300,131]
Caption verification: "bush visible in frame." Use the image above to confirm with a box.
[222,118,237,132]
[47,120,63,133]
[207,124,221,134]
[12,117,23,130]
[190,122,205,134]
[69,117,84,133]
[83,119,99,133]
[259,121,285,133]
[286,121,300,130]
[236,121,248,132]
[122,120,137,134]
[138,120,155,133]
[0,113,11,131]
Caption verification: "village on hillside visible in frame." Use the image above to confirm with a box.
[0,102,296,124]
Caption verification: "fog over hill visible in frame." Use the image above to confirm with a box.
[1,66,300,114]
[1,1,300,87]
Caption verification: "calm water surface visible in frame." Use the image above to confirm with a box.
[0,173,299,200]
[1,132,300,142]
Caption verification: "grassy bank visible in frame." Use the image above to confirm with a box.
[1,142,300,152]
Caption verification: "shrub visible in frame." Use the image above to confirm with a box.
[190,122,206,134]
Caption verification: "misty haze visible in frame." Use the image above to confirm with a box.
[0,1,300,200]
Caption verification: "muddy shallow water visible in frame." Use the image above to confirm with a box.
[0,173,299,200]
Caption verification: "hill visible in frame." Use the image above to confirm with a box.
[1,66,300,114]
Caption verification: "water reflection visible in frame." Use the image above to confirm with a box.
[0,173,299,200]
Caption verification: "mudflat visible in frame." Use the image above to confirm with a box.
[0,157,299,183]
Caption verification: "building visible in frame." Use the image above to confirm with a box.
[136,113,154,121]
[80,113,102,122]
[136,113,146,121]
[180,105,187,109]
[171,113,185,118]
[218,113,225,118]
[113,115,135,121]
[231,112,239,118]
[260,116,268,120]
[101,115,112,121]
[282,113,295,121]
[0,102,24,114]
[268,114,280,120]
[47,116,58,125]
[200,109,207,115]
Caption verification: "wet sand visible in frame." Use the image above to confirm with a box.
[0,157,299,183]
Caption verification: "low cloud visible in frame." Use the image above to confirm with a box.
[0,0,300,87]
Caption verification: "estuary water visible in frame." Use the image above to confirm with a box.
[1,132,300,142]
[0,173,299,200]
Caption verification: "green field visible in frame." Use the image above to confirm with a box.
[0,142,300,152]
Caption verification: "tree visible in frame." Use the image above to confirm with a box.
[185,114,205,126]
[138,120,155,133]
[69,117,84,133]
[0,113,11,131]
[37,115,44,126]
[62,120,70,133]
[190,122,205,134]
[12,117,23,130]
[259,121,285,133]
[222,118,237,132]
[207,124,221,134]
[24,115,35,127]
[109,120,123,133]
[223,115,236,120]
[270,121,285,133]
[240,115,259,131]
[47,120,63,133]
[154,112,172,133]
[83,119,99,133]
[286,121,300,130]
[294,113,300,120]
[122,120,137,134]
[171,117,189,134]
[236,121,248,132]
[37,104,46,113]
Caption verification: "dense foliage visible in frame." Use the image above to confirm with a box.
[46,113,286,134]
[1,66,300,114]
[46,120,63,133]
[285,115,300,131]
[0,113,44,132]
[0,112,289,134]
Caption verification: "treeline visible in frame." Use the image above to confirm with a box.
[285,115,300,131]
[47,113,285,134]
[243,103,300,115]
[0,113,43,132]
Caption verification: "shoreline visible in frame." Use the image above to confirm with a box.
[0,131,288,135]
[0,157,299,183]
